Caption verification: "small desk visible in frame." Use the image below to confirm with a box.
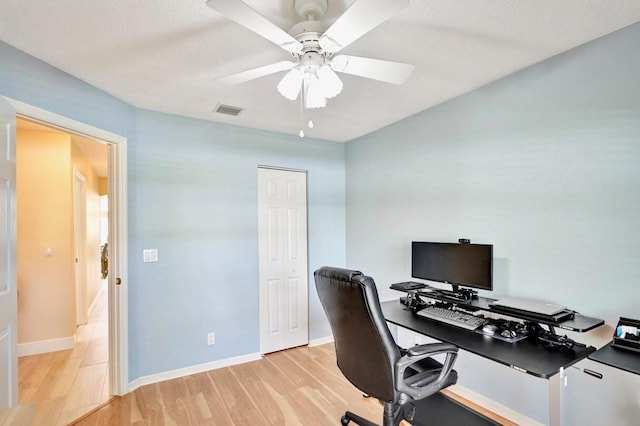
[589,343,640,376]
[564,343,640,424]
[381,300,601,425]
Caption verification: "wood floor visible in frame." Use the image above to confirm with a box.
[69,343,515,426]
[4,285,110,426]
[2,286,516,425]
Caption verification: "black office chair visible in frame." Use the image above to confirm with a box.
[314,266,459,426]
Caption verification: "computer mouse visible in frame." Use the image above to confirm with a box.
[501,329,517,338]
[482,324,498,334]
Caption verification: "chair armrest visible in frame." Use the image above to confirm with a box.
[395,343,458,400]
[407,342,456,357]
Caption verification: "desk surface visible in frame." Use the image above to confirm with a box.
[382,300,595,379]
[589,343,640,376]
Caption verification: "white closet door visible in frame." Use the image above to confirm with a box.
[258,167,308,354]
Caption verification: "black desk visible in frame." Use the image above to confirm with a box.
[589,343,640,376]
[381,300,601,426]
[382,301,594,379]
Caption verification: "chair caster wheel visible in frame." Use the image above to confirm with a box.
[341,415,350,425]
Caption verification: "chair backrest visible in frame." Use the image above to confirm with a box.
[314,266,400,402]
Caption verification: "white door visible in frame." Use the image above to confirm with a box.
[258,167,308,354]
[0,97,17,408]
[73,169,87,326]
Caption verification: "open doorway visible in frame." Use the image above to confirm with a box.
[15,118,111,423]
[0,97,128,421]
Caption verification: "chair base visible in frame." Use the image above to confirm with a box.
[341,402,411,426]
[341,411,377,426]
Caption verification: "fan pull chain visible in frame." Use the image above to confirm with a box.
[299,87,305,138]
[298,79,315,138]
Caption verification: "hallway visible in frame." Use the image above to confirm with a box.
[10,284,109,425]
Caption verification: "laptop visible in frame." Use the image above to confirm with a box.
[490,297,566,316]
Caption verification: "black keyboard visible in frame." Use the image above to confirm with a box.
[417,306,487,330]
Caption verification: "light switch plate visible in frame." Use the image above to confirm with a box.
[143,249,158,262]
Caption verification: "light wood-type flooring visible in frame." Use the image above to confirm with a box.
[1,285,110,426]
[2,285,516,426]
[69,343,515,426]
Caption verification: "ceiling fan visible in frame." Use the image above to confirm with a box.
[206,0,414,109]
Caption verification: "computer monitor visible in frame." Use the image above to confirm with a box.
[411,241,493,293]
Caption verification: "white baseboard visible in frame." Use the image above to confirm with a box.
[126,338,335,394]
[447,384,543,426]
[18,335,76,357]
[309,335,334,347]
[128,352,263,393]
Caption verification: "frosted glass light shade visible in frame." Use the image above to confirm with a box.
[317,65,343,99]
[304,74,327,109]
[277,62,344,108]
[277,68,304,100]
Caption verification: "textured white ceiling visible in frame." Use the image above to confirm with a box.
[1,1,639,142]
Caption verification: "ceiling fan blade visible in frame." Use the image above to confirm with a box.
[217,61,296,85]
[319,0,409,54]
[330,55,414,85]
[206,0,303,54]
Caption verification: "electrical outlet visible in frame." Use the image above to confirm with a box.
[207,332,215,345]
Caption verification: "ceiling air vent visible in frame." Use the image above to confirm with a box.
[215,104,243,116]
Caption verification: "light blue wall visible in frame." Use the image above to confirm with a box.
[1,41,344,381]
[129,110,345,377]
[346,22,640,329]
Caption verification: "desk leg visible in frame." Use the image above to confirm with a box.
[548,367,566,426]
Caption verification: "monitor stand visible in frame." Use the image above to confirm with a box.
[437,285,478,302]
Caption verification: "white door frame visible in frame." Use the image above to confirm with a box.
[4,97,129,396]
[73,168,88,326]
[0,95,17,408]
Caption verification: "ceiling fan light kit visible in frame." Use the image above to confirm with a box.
[277,52,343,108]
[316,65,342,98]
[207,0,414,112]
[277,67,304,100]
[304,73,328,108]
